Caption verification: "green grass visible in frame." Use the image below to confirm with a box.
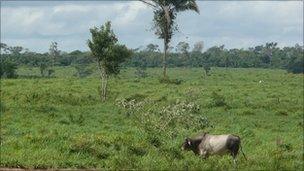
[1,67,303,170]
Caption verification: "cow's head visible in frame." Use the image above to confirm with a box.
[181,138,193,151]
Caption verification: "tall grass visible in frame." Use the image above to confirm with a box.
[1,67,303,170]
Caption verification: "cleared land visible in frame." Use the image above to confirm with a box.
[1,67,303,170]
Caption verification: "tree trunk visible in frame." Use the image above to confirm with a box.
[98,61,107,102]
[163,39,168,78]
[162,6,170,79]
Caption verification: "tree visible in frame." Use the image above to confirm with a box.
[192,41,204,53]
[286,44,304,74]
[49,42,60,76]
[262,42,278,67]
[145,43,159,52]
[0,58,17,78]
[88,21,132,102]
[141,0,199,78]
[49,42,60,66]
[0,43,10,54]
[176,41,190,54]
[8,46,23,55]
[176,41,190,66]
[37,55,51,77]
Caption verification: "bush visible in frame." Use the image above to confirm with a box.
[135,100,211,139]
[0,59,17,78]
[286,55,303,74]
[115,93,148,116]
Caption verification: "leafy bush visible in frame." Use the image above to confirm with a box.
[287,56,303,74]
[0,59,17,78]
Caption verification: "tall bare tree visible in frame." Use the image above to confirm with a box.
[140,0,199,78]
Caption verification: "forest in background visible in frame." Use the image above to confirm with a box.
[1,42,303,79]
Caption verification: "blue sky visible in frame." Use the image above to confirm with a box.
[1,0,303,52]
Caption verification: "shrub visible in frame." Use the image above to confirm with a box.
[115,94,148,116]
[0,59,17,78]
[135,100,211,139]
[286,55,303,74]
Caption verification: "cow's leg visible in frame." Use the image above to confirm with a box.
[200,149,209,159]
[233,157,237,165]
[226,135,240,166]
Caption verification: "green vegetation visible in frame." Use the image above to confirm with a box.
[1,42,303,80]
[88,21,132,101]
[1,67,303,170]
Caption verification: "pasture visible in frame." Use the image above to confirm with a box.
[1,67,303,170]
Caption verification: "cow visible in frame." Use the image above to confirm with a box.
[181,133,247,165]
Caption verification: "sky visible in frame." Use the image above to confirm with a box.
[1,0,303,53]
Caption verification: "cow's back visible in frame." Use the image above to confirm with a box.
[202,134,230,155]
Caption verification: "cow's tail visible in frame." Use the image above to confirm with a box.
[239,143,247,161]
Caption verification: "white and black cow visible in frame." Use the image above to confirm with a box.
[182,133,247,164]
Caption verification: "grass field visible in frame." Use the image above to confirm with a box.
[1,67,303,170]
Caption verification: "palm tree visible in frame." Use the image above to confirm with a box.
[140,0,199,78]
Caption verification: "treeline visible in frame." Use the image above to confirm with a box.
[1,42,303,78]
[127,42,303,73]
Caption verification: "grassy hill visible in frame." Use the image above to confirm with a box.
[1,67,303,170]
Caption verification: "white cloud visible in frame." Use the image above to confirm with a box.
[1,1,302,52]
[113,1,148,26]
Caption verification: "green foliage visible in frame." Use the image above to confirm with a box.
[0,58,17,78]
[0,101,6,113]
[1,67,303,170]
[287,52,303,73]
[73,64,94,78]
[211,91,227,107]
[49,42,60,67]
[134,67,148,78]
[87,21,132,74]
[159,77,182,85]
[1,42,303,76]
[88,21,132,101]
[202,63,211,76]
